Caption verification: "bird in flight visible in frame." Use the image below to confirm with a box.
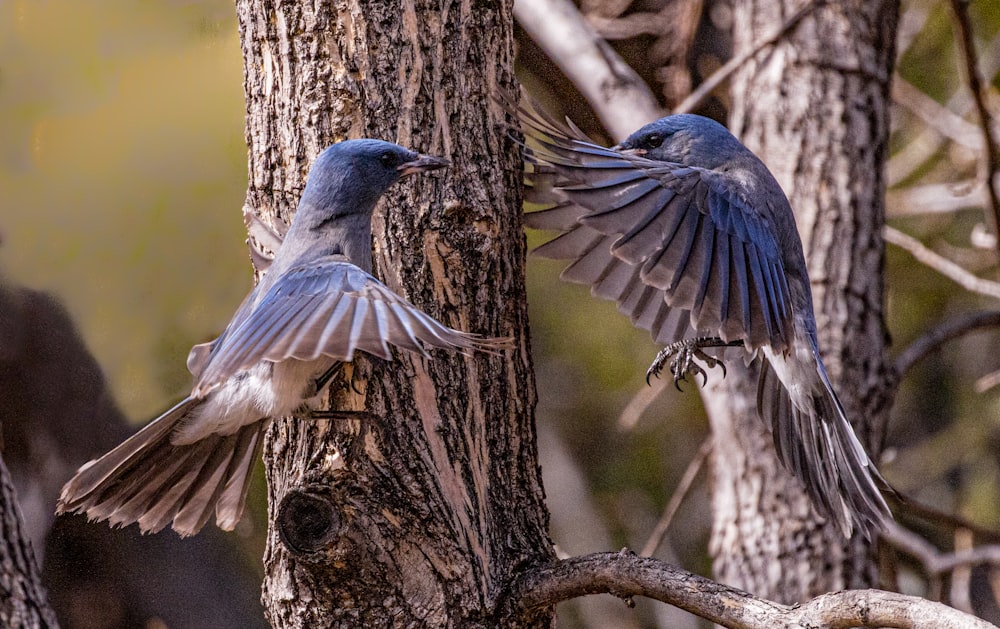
[59,139,508,537]
[515,100,891,538]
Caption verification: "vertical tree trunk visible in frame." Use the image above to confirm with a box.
[235,1,553,626]
[0,455,58,628]
[705,0,899,601]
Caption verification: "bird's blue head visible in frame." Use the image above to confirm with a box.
[300,139,449,217]
[615,114,746,169]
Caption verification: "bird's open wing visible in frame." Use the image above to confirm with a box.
[520,103,792,353]
[192,258,507,395]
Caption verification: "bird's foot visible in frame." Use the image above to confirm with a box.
[646,337,735,391]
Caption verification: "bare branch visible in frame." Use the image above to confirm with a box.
[882,521,1000,576]
[948,0,1000,249]
[894,310,1000,376]
[513,0,663,140]
[617,377,668,430]
[587,12,668,40]
[975,368,1000,392]
[893,78,981,149]
[579,0,631,20]
[672,0,821,115]
[886,181,985,218]
[884,226,1000,300]
[888,30,1000,186]
[496,550,996,628]
[640,439,711,557]
[894,493,1000,543]
[952,528,975,613]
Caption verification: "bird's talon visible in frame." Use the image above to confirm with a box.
[646,338,729,391]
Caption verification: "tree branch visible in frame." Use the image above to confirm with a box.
[886,180,984,218]
[884,226,1000,300]
[948,0,1000,252]
[513,0,663,140]
[496,550,996,628]
[883,520,1000,575]
[893,310,1000,376]
[672,0,821,115]
[640,439,710,557]
[892,77,981,149]
[888,29,1000,187]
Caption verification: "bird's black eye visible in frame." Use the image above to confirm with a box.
[642,133,664,149]
[379,151,397,167]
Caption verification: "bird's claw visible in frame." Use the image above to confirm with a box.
[646,339,728,391]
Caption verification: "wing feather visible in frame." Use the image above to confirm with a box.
[193,260,507,393]
[520,105,793,353]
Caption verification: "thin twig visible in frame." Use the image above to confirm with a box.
[617,377,668,430]
[884,225,1000,300]
[587,12,669,40]
[495,550,996,628]
[948,0,1000,254]
[952,528,975,613]
[893,310,1000,376]
[640,438,711,557]
[892,492,1000,543]
[672,0,822,115]
[893,78,981,149]
[975,368,1000,392]
[888,29,1000,187]
[886,180,985,218]
[882,521,1000,576]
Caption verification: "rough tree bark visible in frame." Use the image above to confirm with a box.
[0,454,58,628]
[235,0,553,627]
[703,0,899,600]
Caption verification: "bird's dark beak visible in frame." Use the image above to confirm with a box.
[613,145,647,157]
[398,154,450,177]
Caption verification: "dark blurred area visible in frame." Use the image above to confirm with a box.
[0,277,267,629]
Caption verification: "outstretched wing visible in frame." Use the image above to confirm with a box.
[520,103,792,353]
[192,258,507,396]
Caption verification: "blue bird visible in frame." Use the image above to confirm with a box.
[58,139,507,537]
[518,102,891,537]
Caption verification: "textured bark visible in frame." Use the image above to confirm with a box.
[236,1,553,627]
[0,455,58,628]
[705,0,899,601]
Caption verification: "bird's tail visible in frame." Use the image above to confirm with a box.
[57,397,265,537]
[757,348,892,538]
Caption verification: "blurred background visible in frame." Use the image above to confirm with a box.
[2,0,1000,627]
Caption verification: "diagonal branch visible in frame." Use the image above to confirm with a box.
[640,438,711,557]
[948,0,1000,255]
[883,520,1000,576]
[884,225,1000,300]
[495,550,996,628]
[672,0,822,115]
[894,310,1000,376]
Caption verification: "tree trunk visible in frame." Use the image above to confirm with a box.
[235,1,553,626]
[705,0,899,601]
[0,454,58,628]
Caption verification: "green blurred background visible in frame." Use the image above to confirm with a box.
[1,0,248,421]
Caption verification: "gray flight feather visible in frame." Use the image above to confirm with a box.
[58,139,509,537]
[514,98,891,538]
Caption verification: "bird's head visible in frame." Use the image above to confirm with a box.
[614,114,745,169]
[300,139,449,216]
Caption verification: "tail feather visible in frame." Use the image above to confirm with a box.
[757,357,891,538]
[214,426,266,531]
[57,397,266,537]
